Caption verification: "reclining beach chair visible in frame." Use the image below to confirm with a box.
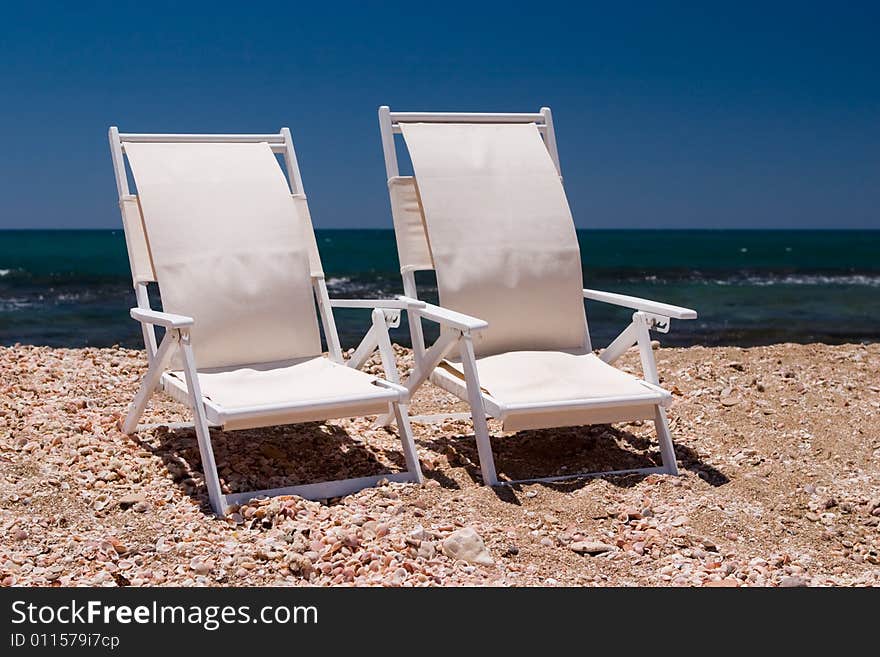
[108,127,422,516]
[375,107,697,486]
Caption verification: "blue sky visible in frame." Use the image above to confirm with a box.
[0,1,877,229]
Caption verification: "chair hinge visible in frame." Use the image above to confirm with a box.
[644,313,671,334]
[383,309,401,329]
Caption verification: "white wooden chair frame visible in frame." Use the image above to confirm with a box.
[109,127,423,516]
[376,107,697,487]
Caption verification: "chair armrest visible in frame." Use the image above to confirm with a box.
[329,298,417,310]
[130,308,195,328]
[398,296,488,332]
[582,289,697,320]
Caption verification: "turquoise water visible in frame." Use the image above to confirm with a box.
[0,229,877,349]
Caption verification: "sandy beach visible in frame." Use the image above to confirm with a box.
[0,342,877,587]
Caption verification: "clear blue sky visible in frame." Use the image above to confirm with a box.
[0,1,877,229]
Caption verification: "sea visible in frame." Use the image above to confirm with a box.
[0,229,877,350]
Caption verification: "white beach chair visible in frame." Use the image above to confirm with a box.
[375,107,697,486]
[108,127,422,516]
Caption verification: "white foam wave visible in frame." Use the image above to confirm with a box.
[0,297,33,311]
[712,274,880,287]
[325,276,353,290]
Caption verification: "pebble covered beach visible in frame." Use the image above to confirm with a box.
[1,342,878,587]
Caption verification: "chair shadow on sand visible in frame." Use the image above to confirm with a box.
[423,423,729,503]
[133,422,415,513]
[133,420,727,514]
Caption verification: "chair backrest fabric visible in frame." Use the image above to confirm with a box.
[387,176,434,273]
[399,123,587,357]
[125,142,322,369]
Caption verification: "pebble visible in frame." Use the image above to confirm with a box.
[189,559,212,576]
[418,542,436,560]
[118,493,146,509]
[570,541,616,555]
[442,528,494,566]
[778,576,808,588]
[390,567,408,585]
[409,525,430,542]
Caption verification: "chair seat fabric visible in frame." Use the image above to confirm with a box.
[164,356,394,411]
[442,351,663,407]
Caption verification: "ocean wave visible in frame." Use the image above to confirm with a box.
[0,288,115,313]
[712,274,880,287]
[0,297,33,311]
[0,267,37,281]
[608,271,880,287]
[325,276,351,287]
[324,275,408,298]
[325,276,358,294]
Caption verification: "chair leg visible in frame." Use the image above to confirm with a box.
[392,402,423,483]
[372,308,402,385]
[373,330,460,428]
[471,408,498,486]
[458,335,498,486]
[179,332,228,517]
[654,406,679,475]
[121,330,179,434]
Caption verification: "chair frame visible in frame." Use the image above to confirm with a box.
[376,107,697,487]
[109,127,423,516]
